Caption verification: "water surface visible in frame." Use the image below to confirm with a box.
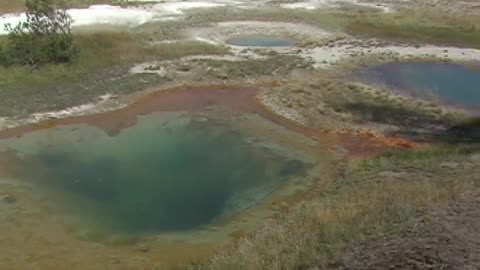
[358,62,480,113]
[226,35,296,47]
[0,112,312,235]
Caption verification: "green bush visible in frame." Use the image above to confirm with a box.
[0,43,8,66]
[3,0,76,67]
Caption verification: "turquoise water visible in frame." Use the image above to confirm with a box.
[226,35,296,47]
[359,62,480,112]
[0,112,306,234]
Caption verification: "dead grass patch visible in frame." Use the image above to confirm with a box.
[188,146,480,270]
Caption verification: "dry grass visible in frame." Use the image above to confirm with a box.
[188,146,479,270]
[182,7,349,31]
[347,8,480,48]
[260,72,463,135]
[0,31,229,116]
[0,31,228,90]
[180,6,480,49]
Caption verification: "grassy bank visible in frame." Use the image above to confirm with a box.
[188,146,480,270]
[0,32,227,90]
[186,7,349,31]
[347,9,480,48]
[180,6,480,50]
[0,31,229,116]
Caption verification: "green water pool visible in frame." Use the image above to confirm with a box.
[0,111,314,236]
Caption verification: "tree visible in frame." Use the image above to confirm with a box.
[4,0,75,67]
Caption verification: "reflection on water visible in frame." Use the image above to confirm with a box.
[358,62,480,113]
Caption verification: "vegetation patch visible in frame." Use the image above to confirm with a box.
[0,31,228,117]
[260,71,467,138]
[188,145,480,270]
[164,7,349,33]
[199,54,311,80]
[2,0,76,67]
[346,9,480,48]
[170,6,480,50]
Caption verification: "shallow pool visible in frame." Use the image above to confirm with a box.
[358,62,480,113]
[0,87,322,243]
[0,112,312,234]
[226,35,296,47]
[0,87,401,268]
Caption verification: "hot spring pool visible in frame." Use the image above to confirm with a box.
[0,87,394,267]
[0,87,322,243]
[0,113,311,234]
[358,62,480,113]
[226,35,296,47]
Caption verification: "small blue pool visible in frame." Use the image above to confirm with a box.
[358,62,480,113]
[226,35,296,47]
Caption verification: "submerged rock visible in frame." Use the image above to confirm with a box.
[377,171,408,179]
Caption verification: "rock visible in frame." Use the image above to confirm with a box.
[378,171,408,179]
[333,145,349,160]
[145,65,161,71]
[136,244,150,253]
[164,70,176,81]
[470,154,480,163]
[440,161,459,169]
[216,71,229,80]
[176,64,192,72]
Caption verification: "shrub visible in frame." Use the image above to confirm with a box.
[3,0,75,67]
[0,42,8,66]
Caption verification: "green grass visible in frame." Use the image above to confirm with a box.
[183,7,350,31]
[347,9,480,48]
[0,31,229,116]
[188,146,480,270]
[360,145,479,171]
[180,6,480,49]
[0,32,228,90]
